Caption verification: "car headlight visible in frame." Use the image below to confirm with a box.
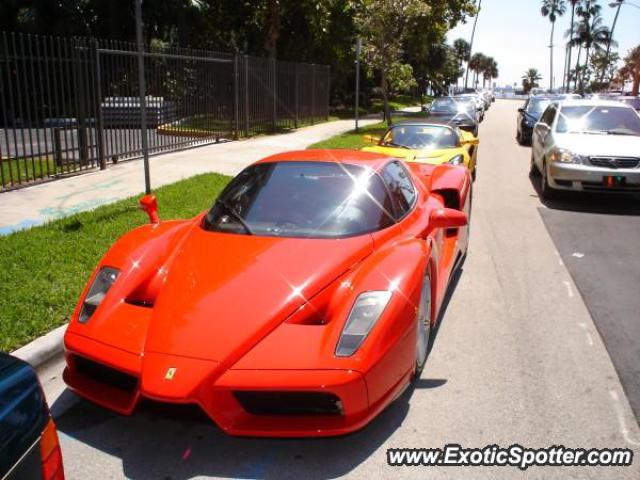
[79,267,120,323]
[336,291,392,357]
[549,148,584,164]
[448,154,464,166]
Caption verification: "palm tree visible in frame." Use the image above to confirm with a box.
[541,0,567,91]
[453,38,471,90]
[579,13,611,91]
[522,68,543,93]
[481,56,497,88]
[468,52,486,88]
[564,0,580,91]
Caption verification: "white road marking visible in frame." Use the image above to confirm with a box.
[562,280,573,298]
[609,389,640,446]
[571,252,584,258]
[578,322,594,346]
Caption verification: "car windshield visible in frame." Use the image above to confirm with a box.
[431,98,473,113]
[527,98,551,113]
[203,161,397,238]
[556,105,640,135]
[381,125,459,149]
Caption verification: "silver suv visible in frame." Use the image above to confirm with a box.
[531,100,640,199]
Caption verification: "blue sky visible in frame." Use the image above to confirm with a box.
[446,0,640,88]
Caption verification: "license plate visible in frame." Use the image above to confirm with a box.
[603,176,626,187]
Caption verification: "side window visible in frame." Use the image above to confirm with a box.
[381,161,416,219]
[541,106,556,126]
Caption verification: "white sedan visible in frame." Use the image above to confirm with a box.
[530,99,640,199]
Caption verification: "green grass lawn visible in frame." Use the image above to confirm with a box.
[0,172,230,352]
[307,121,388,150]
[1,157,57,186]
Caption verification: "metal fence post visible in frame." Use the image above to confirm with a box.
[271,57,277,131]
[53,128,63,167]
[244,55,250,137]
[311,65,316,125]
[233,54,239,140]
[93,39,106,169]
[294,63,299,129]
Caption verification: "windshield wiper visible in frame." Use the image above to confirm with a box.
[215,199,254,235]
[382,141,410,149]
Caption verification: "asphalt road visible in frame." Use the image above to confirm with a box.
[39,100,640,479]
[538,193,640,421]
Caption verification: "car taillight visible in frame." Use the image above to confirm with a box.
[40,418,65,480]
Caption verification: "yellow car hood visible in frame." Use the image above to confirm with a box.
[362,145,468,166]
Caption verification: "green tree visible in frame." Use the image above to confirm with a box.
[352,0,430,125]
[468,52,486,88]
[618,45,640,95]
[563,0,580,91]
[522,68,543,93]
[452,38,471,88]
[541,0,566,91]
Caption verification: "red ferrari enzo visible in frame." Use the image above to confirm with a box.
[63,149,471,437]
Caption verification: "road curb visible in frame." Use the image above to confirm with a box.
[12,324,66,368]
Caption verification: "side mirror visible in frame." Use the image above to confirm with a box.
[461,137,479,146]
[139,194,159,224]
[429,207,468,230]
[518,107,525,113]
[362,134,381,144]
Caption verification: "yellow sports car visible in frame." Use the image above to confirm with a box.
[362,121,479,180]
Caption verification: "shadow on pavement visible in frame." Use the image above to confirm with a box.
[53,269,465,479]
[55,377,443,479]
[528,172,640,216]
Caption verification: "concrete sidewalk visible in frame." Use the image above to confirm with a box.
[0,119,376,234]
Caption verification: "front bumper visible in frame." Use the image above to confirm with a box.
[63,332,392,437]
[548,162,640,193]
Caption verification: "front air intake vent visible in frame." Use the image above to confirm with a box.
[74,355,138,393]
[234,391,344,416]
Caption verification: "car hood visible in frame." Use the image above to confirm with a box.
[87,224,374,365]
[555,133,640,157]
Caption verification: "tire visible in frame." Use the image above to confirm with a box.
[472,167,477,182]
[516,129,522,145]
[414,272,432,378]
[540,159,556,200]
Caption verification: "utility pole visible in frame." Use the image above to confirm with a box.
[601,1,623,84]
[135,0,151,194]
[464,0,482,91]
[355,37,361,132]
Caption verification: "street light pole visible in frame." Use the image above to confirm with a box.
[135,0,151,194]
[464,0,482,92]
[355,37,361,132]
[601,1,624,84]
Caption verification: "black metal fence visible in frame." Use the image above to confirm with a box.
[0,32,330,191]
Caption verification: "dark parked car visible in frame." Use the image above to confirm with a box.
[426,97,479,137]
[0,353,64,480]
[516,96,552,145]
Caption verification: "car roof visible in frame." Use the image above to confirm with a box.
[557,99,635,108]
[256,149,395,169]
